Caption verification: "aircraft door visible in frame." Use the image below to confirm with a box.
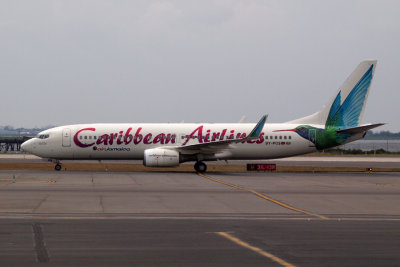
[178,134,184,145]
[62,128,71,147]
[177,133,188,145]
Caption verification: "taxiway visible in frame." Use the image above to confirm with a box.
[0,170,398,266]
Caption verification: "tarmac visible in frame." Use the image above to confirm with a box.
[0,162,399,266]
[2,153,400,167]
[1,154,400,172]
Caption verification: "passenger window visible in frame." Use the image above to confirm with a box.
[284,136,287,140]
[80,136,82,140]
[279,136,282,139]
[89,136,92,139]
[275,136,277,139]
[84,136,87,139]
[289,136,292,139]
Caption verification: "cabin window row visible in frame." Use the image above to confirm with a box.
[179,135,292,140]
[266,136,292,140]
[80,136,98,140]
[78,135,176,141]
[79,135,292,141]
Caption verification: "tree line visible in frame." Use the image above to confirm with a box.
[364,131,400,140]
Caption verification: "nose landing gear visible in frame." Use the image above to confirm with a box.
[194,161,207,173]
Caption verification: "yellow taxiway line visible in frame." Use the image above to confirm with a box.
[197,172,328,220]
[216,231,296,267]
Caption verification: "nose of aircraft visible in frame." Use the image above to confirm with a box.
[21,139,33,153]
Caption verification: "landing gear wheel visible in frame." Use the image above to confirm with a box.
[55,164,62,171]
[194,161,207,173]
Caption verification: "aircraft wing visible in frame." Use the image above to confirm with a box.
[172,114,267,155]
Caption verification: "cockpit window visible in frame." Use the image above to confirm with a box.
[37,134,50,139]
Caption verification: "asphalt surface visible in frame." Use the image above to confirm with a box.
[1,153,400,168]
[1,219,399,267]
[0,170,398,266]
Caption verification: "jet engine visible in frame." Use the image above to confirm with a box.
[143,148,180,167]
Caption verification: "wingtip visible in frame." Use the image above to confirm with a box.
[260,114,268,123]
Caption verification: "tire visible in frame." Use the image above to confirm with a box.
[55,164,62,171]
[194,161,207,173]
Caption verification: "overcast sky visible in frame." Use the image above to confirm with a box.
[1,0,399,131]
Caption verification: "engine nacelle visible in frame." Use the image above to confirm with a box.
[143,148,180,167]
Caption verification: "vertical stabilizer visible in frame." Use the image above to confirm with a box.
[287,60,377,128]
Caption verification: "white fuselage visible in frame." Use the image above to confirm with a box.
[21,123,318,162]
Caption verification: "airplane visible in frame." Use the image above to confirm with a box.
[21,60,384,172]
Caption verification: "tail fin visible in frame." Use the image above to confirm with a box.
[288,60,377,128]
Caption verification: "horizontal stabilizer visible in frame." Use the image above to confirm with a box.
[336,123,385,134]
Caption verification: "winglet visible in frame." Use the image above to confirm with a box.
[247,114,268,140]
[238,116,247,123]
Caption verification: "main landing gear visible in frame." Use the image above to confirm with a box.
[54,162,62,171]
[194,161,207,173]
